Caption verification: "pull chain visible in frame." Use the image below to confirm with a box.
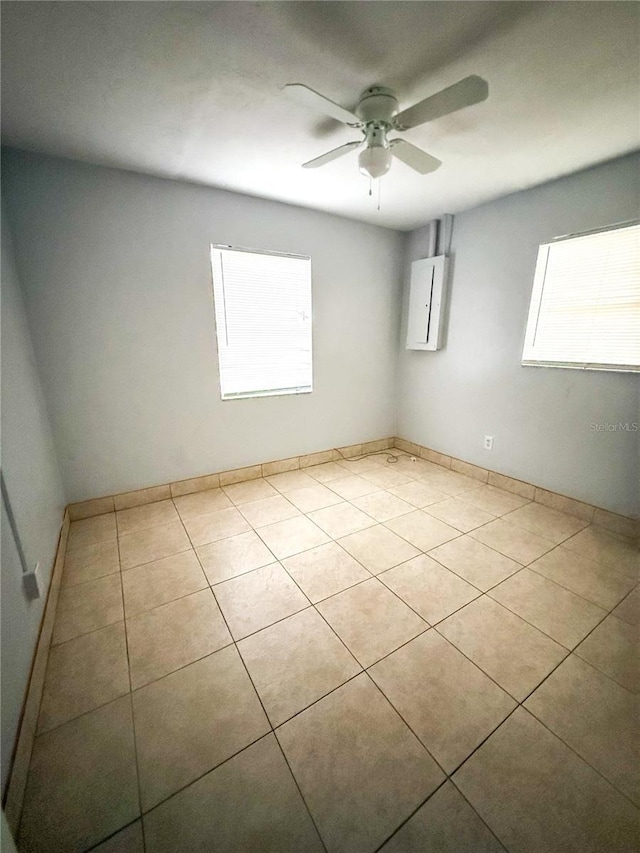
[368,176,372,197]
[377,178,381,211]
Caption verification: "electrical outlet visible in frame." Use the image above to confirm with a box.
[23,563,41,600]
[484,435,494,451]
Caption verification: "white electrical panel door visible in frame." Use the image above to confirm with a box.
[406,255,448,351]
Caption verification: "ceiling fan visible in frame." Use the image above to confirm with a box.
[285,75,488,180]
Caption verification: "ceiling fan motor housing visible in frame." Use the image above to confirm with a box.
[356,86,399,125]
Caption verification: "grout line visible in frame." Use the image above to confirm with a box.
[139,730,274,817]
[271,733,330,853]
[370,779,450,853]
[83,818,142,852]
[519,700,640,809]
[362,669,451,778]
[114,529,146,848]
[270,671,364,733]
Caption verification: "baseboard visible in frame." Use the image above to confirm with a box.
[66,438,396,520]
[393,437,639,540]
[3,511,71,837]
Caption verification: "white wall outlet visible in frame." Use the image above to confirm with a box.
[23,563,41,600]
[484,435,494,451]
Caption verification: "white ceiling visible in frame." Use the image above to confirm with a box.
[2,1,639,230]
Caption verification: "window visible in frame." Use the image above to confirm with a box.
[522,222,640,372]
[210,245,312,399]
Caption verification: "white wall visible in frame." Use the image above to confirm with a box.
[0,211,66,792]
[3,150,404,502]
[398,153,640,518]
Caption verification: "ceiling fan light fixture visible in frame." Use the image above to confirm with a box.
[358,122,392,179]
[358,145,392,179]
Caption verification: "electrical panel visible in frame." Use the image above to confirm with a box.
[406,255,448,351]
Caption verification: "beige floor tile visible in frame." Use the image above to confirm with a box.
[196,530,275,585]
[453,708,640,853]
[388,457,436,478]
[285,483,344,512]
[460,484,530,517]
[386,510,460,552]
[438,597,567,701]
[417,469,481,496]
[380,781,506,852]
[504,502,589,544]
[351,490,414,522]
[305,461,351,483]
[257,515,330,559]
[283,541,370,603]
[238,608,361,726]
[67,513,117,551]
[92,821,144,853]
[62,539,120,587]
[525,655,639,804]
[338,525,420,574]
[612,586,640,625]
[19,697,139,853]
[361,467,414,489]
[133,646,269,810]
[214,562,309,640]
[317,578,428,668]
[563,526,640,579]
[380,554,480,624]
[267,470,318,493]
[181,506,250,547]
[470,518,555,564]
[237,494,300,527]
[143,734,324,853]
[222,478,279,504]
[119,520,191,569]
[38,623,130,734]
[371,631,515,773]
[528,545,637,610]
[277,674,444,853]
[335,457,381,475]
[53,574,124,645]
[387,480,448,508]
[425,497,496,532]
[489,569,607,649]
[327,475,380,500]
[116,500,179,536]
[172,487,232,518]
[122,551,207,616]
[309,502,375,539]
[574,614,639,692]
[429,536,521,592]
[126,589,231,688]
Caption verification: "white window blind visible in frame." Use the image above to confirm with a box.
[522,222,640,372]
[210,245,312,399]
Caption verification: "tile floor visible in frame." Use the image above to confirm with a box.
[18,452,640,852]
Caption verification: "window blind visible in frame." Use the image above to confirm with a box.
[210,245,312,399]
[522,222,640,372]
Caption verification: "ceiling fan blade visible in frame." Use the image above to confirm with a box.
[285,83,361,126]
[394,75,488,130]
[390,140,442,175]
[302,141,361,169]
